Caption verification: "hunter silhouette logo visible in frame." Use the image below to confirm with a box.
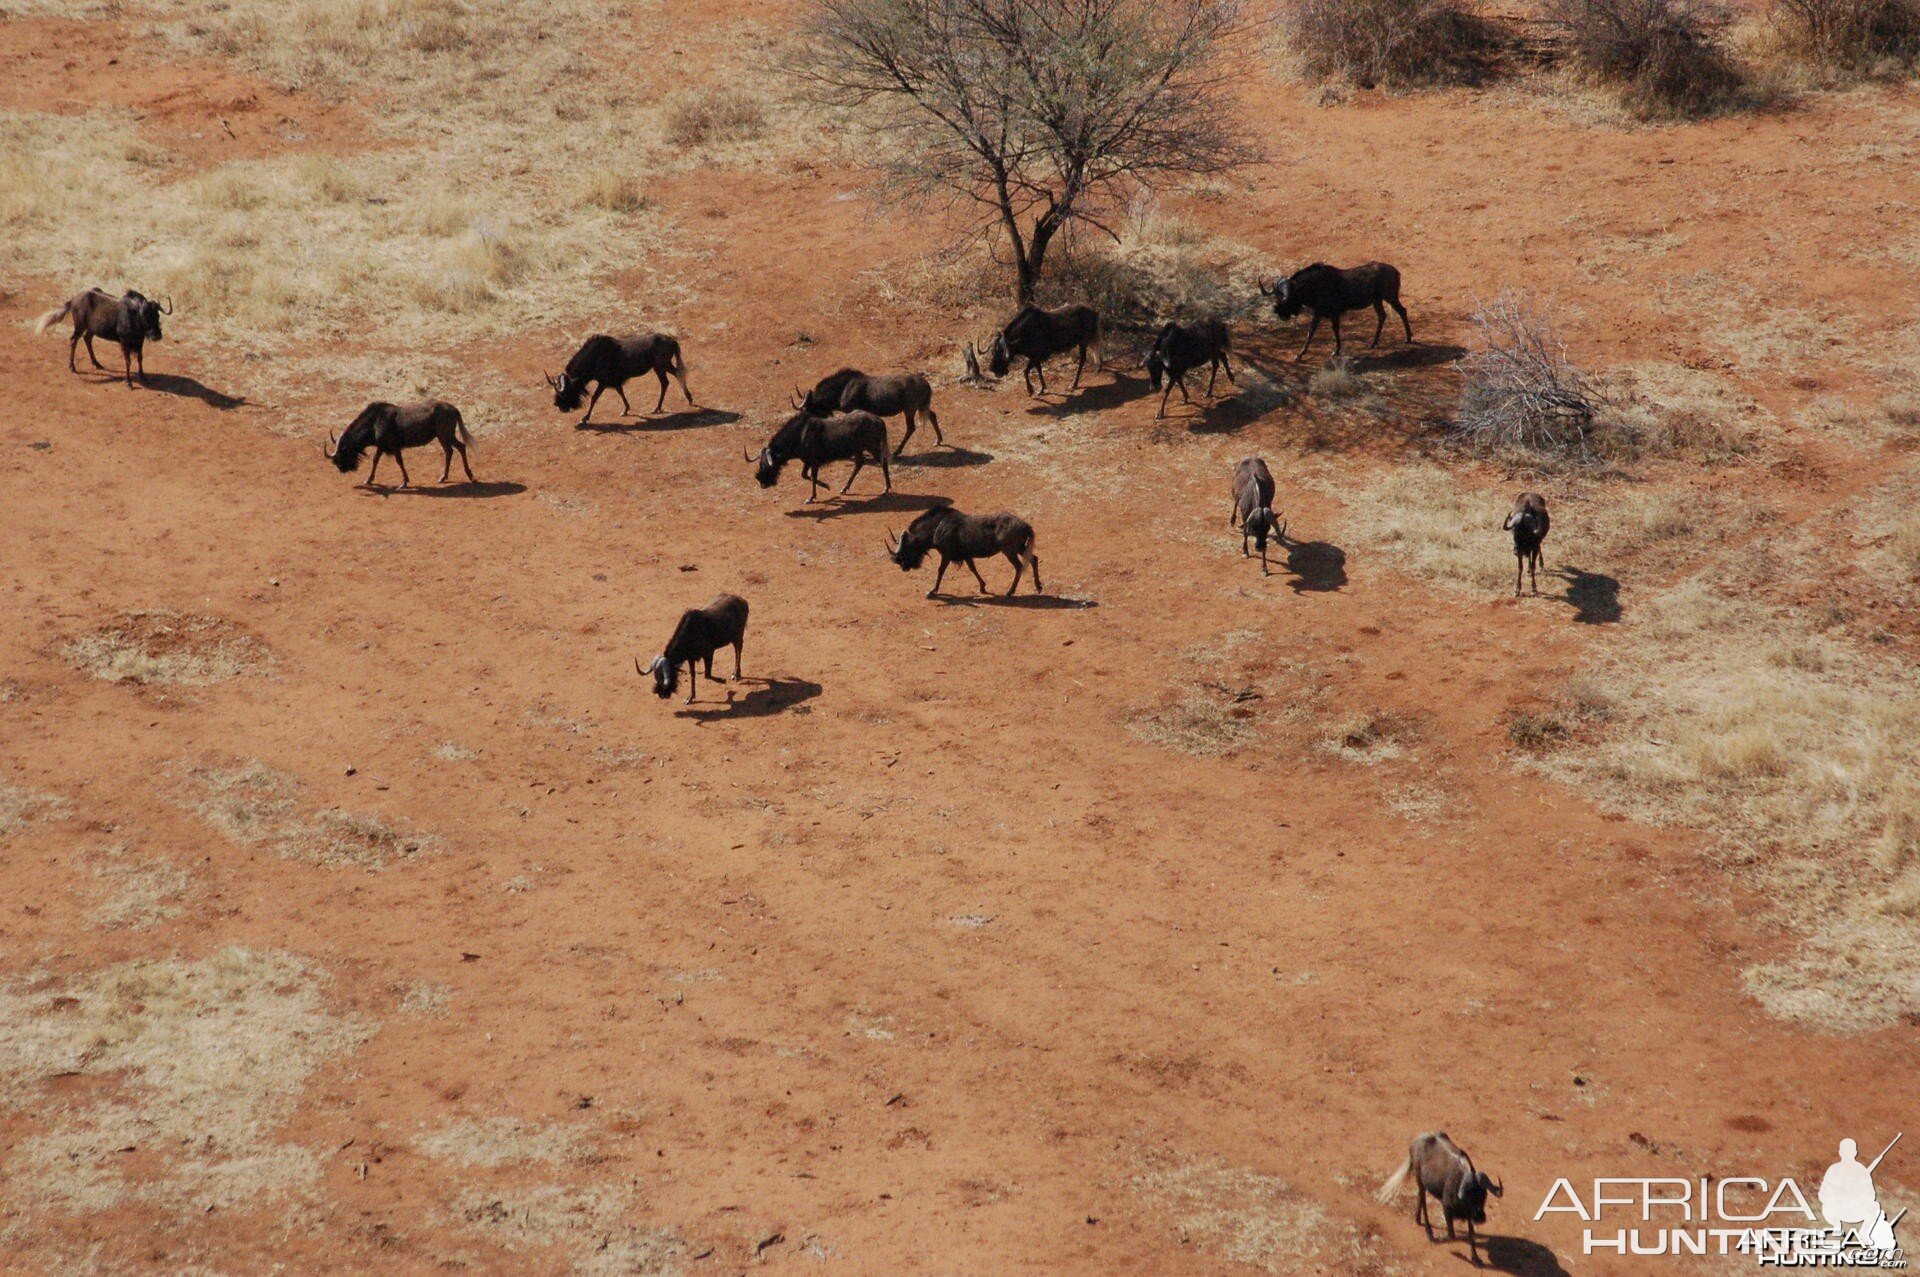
[1819,1135,1903,1254]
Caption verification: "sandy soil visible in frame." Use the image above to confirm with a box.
[2,4,1917,1273]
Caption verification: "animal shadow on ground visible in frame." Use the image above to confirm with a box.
[1461,1234,1572,1276]
[575,407,740,433]
[678,676,822,721]
[934,590,1097,610]
[363,480,528,499]
[784,490,945,521]
[1021,369,1140,417]
[1554,566,1621,624]
[1346,342,1467,373]
[85,370,247,409]
[894,446,993,469]
[1279,536,1347,592]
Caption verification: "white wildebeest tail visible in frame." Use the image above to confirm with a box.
[1376,1156,1413,1205]
[33,301,73,334]
[671,341,693,403]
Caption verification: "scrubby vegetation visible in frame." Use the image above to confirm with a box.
[1279,0,1500,88]
[1770,0,1920,74]
[1544,0,1748,117]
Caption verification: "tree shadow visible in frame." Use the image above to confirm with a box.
[933,591,1098,610]
[360,480,528,499]
[784,490,946,521]
[1020,369,1140,417]
[677,676,822,721]
[1279,536,1347,593]
[1463,1234,1572,1276]
[894,445,994,469]
[575,407,741,433]
[1346,342,1468,373]
[1553,566,1622,624]
[83,370,248,409]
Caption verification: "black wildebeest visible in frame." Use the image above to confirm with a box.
[1262,262,1412,360]
[988,304,1102,396]
[1504,492,1551,596]
[1147,319,1236,418]
[1376,1132,1503,1265]
[324,400,475,488]
[798,370,942,457]
[34,288,172,388]
[749,410,891,502]
[546,333,691,424]
[1231,457,1285,576]
[636,594,748,703]
[887,506,1041,598]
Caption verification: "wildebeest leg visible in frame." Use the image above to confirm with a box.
[364,450,383,488]
[1295,315,1320,361]
[83,333,105,370]
[1261,539,1270,577]
[731,639,742,681]
[1416,1186,1431,1236]
[1330,313,1344,356]
[896,411,916,457]
[393,449,412,489]
[1157,382,1174,419]
[878,448,891,493]
[1071,343,1086,390]
[454,439,476,482]
[1515,554,1525,597]
[1032,359,1048,396]
[702,652,715,684]
[1530,549,1541,595]
[582,384,606,424]
[965,558,989,594]
[1206,361,1219,397]
[1028,552,1042,593]
[807,465,822,503]
[652,369,669,414]
[1393,297,1413,343]
[929,556,950,598]
[1023,362,1037,395]
[1371,300,1387,347]
[1242,528,1251,557]
[440,441,454,483]
[685,663,697,704]
[839,458,864,495]
[926,405,942,445]
[1468,1218,1480,1265]
[125,345,137,388]
[614,383,632,416]
[1177,371,1191,404]
[1005,550,1023,597]
[1220,351,1237,385]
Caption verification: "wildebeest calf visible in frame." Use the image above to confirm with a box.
[1147,319,1235,418]
[547,332,691,423]
[1263,262,1412,360]
[1231,457,1285,576]
[637,594,748,703]
[1503,492,1550,596]
[989,304,1102,396]
[1376,1132,1503,1265]
[887,506,1040,598]
[325,400,475,488]
[34,288,172,388]
[751,410,891,503]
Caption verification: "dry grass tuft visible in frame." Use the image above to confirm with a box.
[184,761,432,869]
[1130,1152,1379,1273]
[62,610,269,687]
[90,846,193,930]
[1307,356,1368,400]
[418,1118,586,1167]
[662,87,769,148]
[1319,712,1405,763]
[0,781,71,838]
[452,1184,685,1276]
[1129,689,1260,757]
[1279,0,1500,89]
[0,948,365,1214]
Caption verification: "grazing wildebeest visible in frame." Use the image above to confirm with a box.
[887,505,1041,598]
[1230,457,1285,576]
[749,410,891,502]
[1147,319,1236,418]
[798,372,941,457]
[324,400,475,488]
[34,288,172,387]
[1262,262,1412,360]
[988,304,1102,396]
[636,594,748,704]
[546,333,691,423]
[1503,492,1550,596]
[1376,1132,1503,1265]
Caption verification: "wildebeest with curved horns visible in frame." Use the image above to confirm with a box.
[1147,319,1235,418]
[546,333,691,424]
[887,505,1041,598]
[636,594,747,703]
[749,410,890,502]
[1261,262,1411,360]
[34,288,172,387]
[324,400,475,488]
[1231,457,1285,576]
[1503,491,1550,596]
[1376,1132,1503,1265]
[988,304,1102,396]
[796,370,942,457]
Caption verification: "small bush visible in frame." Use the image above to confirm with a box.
[1281,0,1500,88]
[662,88,768,148]
[1308,357,1366,399]
[1772,0,1920,71]
[1545,0,1746,117]
[1452,292,1615,464]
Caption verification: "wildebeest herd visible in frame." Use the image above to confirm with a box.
[32,262,1549,1261]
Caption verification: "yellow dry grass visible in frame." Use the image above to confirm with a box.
[61,610,269,686]
[0,781,72,838]
[0,948,365,1214]
[417,1117,587,1168]
[451,1184,685,1276]
[184,760,433,869]
[1129,1151,1382,1273]
[89,845,193,929]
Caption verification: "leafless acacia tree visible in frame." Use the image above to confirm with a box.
[797,0,1257,304]
[1454,292,1611,461]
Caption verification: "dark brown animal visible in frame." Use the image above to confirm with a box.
[797,370,942,456]
[750,410,891,502]
[34,288,172,387]
[1147,319,1236,418]
[989,304,1102,396]
[636,594,748,703]
[1231,457,1285,576]
[1376,1132,1503,1265]
[1503,492,1550,596]
[887,506,1040,598]
[1262,262,1411,360]
[546,333,691,423]
[324,400,475,488]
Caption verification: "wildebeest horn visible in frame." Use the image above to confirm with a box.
[1257,279,1272,296]
[322,430,337,459]
[744,446,758,462]
[543,371,557,389]
[634,655,644,677]
[790,385,805,409]
[159,294,174,314]
[1491,1176,1503,1197]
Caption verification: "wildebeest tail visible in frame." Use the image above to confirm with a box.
[1376,1156,1412,1205]
[33,302,72,335]
[451,406,473,450]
